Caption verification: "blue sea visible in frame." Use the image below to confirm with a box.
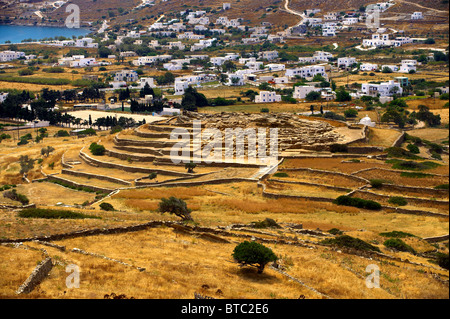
[0,25,92,44]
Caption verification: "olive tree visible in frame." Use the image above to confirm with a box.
[232,241,278,274]
[158,196,193,222]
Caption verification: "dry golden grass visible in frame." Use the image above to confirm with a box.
[281,157,389,174]
[355,169,449,188]
[275,170,367,188]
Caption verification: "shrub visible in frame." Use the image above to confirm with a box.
[344,109,358,118]
[436,253,449,270]
[273,172,289,178]
[251,218,281,229]
[321,235,381,252]
[260,108,270,113]
[388,159,440,171]
[383,238,416,254]
[333,195,382,210]
[89,143,106,156]
[330,143,348,153]
[369,179,385,188]
[434,184,449,190]
[18,208,100,219]
[388,196,408,206]
[99,202,115,211]
[77,128,97,136]
[55,130,70,137]
[232,241,278,274]
[3,189,29,205]
[328,228,343,235]
[386,147,421,160]
[406,144,420,154]
[379,231,416,238]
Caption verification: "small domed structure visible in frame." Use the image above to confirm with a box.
[359,115,376,127]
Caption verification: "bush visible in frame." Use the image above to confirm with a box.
[333,195,382,210]
[386,147,421,160]
[55,130,70,137]
[436,253,449,270]
[89,142,106,156]
[18,208,100,219]
[388,196,408,206]
[18,69,33,76]
[251,218,281,229]
[434,184,449,190]
[76,128,97,136]
[273,172,289,178]
[370,179,385,188]
[232,241,278,274]
[321,235,381,252]
[260,108,270,113]
[389,159,440,171]
[330,143,348,153]
[379,231,416,238]
[383,238,416,254]
[344,109,358,118]
[3,189,29,205]
[328,228,343,235]
[406,144,420,154]
[99,202,115,211]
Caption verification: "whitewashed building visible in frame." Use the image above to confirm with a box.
[114,70,139,82]
[255,91,281,103]
[361,80,403,97]
[285,65,327,80]
[0,50,25,62]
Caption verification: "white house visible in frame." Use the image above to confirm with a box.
[223,3,231,10]
[313,51,333,62]
[114,70,139,82]
[255,91,281,103]
[337,57,357,68]
[0,92,8,103]
[265,64,285,72]
[343,17,359,25]
[298,57,317,64]
[293,85,320,99]
[0,51,25,62]
[382,64,399,72]
[138,77,155,88]
[399,63,416,74]
[411,12,423,20]
[285,65,327,80]
[259,51,278,61]
[360,63,378,71]
[69,57,97,68]
[361,80,403,97]
[226,73,245,86]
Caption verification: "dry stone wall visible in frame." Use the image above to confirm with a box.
[16,257,53,294]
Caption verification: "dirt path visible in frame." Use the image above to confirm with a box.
[395,0,449,14]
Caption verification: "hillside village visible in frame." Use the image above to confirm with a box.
[0,0,449,301]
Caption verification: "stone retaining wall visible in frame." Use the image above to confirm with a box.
[391,131,406,147]
[423,234,450,243]
[279,167,371,184]
[61,169,131,186]
[47,174,115,193]
[106,149,156,162]
[79,149,193,177]
[267,178,352,193]
[351,189,449,211]
[16,257,53,294]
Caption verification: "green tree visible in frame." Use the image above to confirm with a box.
[232,241,278,274]
[158,197,193,221]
